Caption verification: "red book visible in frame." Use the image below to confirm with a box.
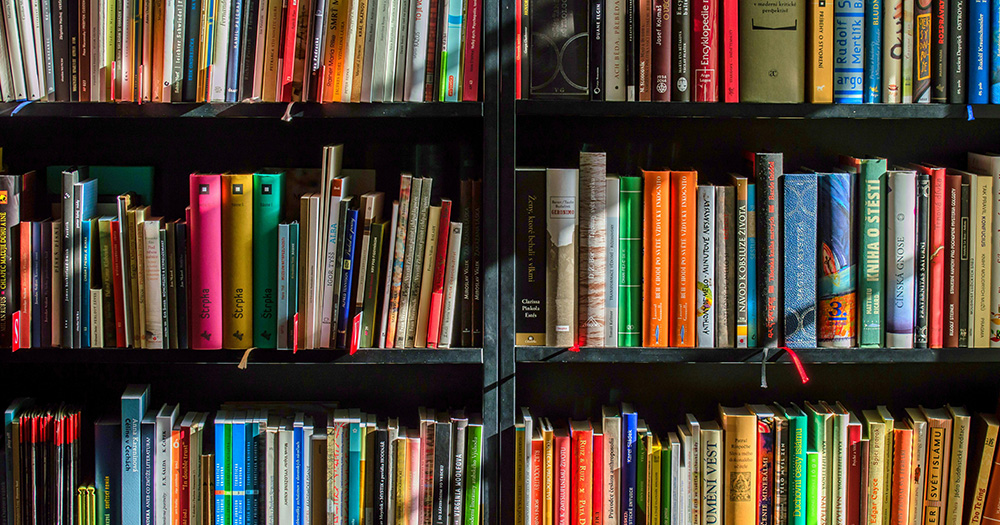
[515,0,522,100]
[890,424,913,525]
[554,428,572,525]
[19,221,30,348]
[591,430,604,525]
[279,0,301,101]
[462,0,482,101]
[110,220,126,347]
[570,421,593,525]
[651,0,672,101]
[722,0,738,101]
[918,164,946,348]
[944,174,962,347]
[188,175,223,349]
[846,418,863,525]
[531,431,544,525]
[692,0,718,101]
[423,0,442,102]
[426,199,452,347]
[638,0,652,101]
[755,414,774,525]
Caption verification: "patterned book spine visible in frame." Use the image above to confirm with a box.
[747,184,758,347]
[754,153,781,348]
[903,0,915,100]
[386,174,412,347]
[671,0,690,101]
[914,172,931,347]
[606,176,620,346]
[886,170,917,348]
[926,167,946,348]
[959,182,971,346]
[618,176,642,347]
[930,0,948,102]
[651,0,670,101]
[834,0,865,103]
[0,175,19,348]
[782,173,818,348]
[643,170,669,347]
[732,176,749,347]
[692,0,718,101]
[696,185,715,347]
[883,0,903,101]
[757,416,775,525]
[968,0,988,102]
[580,153,607,347]
[944,174,962,347]
[913,0,932,102]
[859,159,887,347]
[547,169,579,348]
[670,171,697,347]
[817,172,856,348]
[189,174,222,349]
[864,0,881,102]
[716,186,735,347]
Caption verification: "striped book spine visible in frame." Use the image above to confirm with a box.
[834,0,865,102]
[580,153,608,347]
[753,153,781,348]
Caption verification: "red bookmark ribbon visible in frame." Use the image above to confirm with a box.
[780,346,810,384]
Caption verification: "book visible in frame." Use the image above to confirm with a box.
[969,0,988,102]
[884,0,903,101]
[922,407,954,525]
[695,184,715,347]
[865,0,882,102]
[913,0,932,101]
[832,0,864,103]
[930,0,948,102]
[946,406,971,525]
[915,171,931,347]
[252,172,283,349]
[752,153,781,347]
[545,168,578,347]
[781,173,818,347]
[810,0,834,101]
[580,152,608,347]
[720,406,756,525]
[221,174,253,349]
[716,186,735,347]
[414,204,441,348]
[189,174,222,349]
[671,0,690,101]
[944,174,962,347]
[737,0,807,101]
[692,0,717,101]
[122,384,150,525]
[886,170,918,347]
[670,170,696,347]
[817,172,856,348]
[606,175,620,346]
[856,158,887,348]
[619,175,642,347]
[965,414,998,525]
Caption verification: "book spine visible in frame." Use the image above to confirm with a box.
[716,187,735,347]
[865,0,882,102]
[969,0,987,102]
[361,222,387,347]
[883,0,902,101]
[671,0,690,100]
[437,223,463,348]
[606,177,620,346]
[692,0,717,101]
[788,415,807,525]
[142,221,164,349]
[638,0,651,100]
[546,169,579,347]
[946,414,970,525]
[959,182,971,346]
[621,411,638,525]
[810,0,834,101]
[591,0,605,99]
[833,0,865,103]
[724,413,757,525]
[421,0,440,102]
[175,224,188,349]
[183,0,201,100]
[237,0,258,101]
[859,161,886,347]
[914,0,931,102]
[440,0,462,100]
[923,422,952,524]
[618,176,642,347]
[122,394,146,525]
[950,0,965,101]
[915,172,931,347]
[755,154,781,347]
[96,421,122,525]
[902,0,915,100]
[945,175,962,347]
[930,0,948,102]
[969,423,998,525]
[30,222,40,348]
[579,153,607,347]
[733,178,748,346]
[625,0,635,100]
[722,0,736,101]
[189,175,223,349]
[973,176,992,347]
[414,206,443,348]
[817,172,857,347]
[252,174,282,349]
[745,187,756,346]
[671,171,696,347]
[887,171,917,348]
[335,211,359,349]
[0,176,18,348]
[782,174,818,348]
[695,186,715,347]
[276,226,289,349]
[221,174,253,349]
[929,168,946,348]
[643,170,669,347]
[758,418,775,525]
[650,0,669,100]
[891,429,912,525]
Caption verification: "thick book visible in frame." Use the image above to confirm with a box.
[642,169,669,347]
[886,170,918,348]
[748,405,776,525]
[779,403,808,525]
[947,406,971,525]
[914,164,947,348]
[618,176,642,347]
[96,417,122,525]
[413,205,441,348]
[853,158,887,347]
[922,407,954,524]
[716,186,736,347]
[545,169,578,347]
[692,0,717,100]
[670,170,696,347]
[966,153,1000,346]
[580,153,607,347]
[738,0,806,102]
[189,174,223,349]
[781,173,818,347]
[252,172,283,349]
[752,153,781,347]
[817,172,856,348]
[695,185,715,347]
[221,174,253,349]
[404,178,433,347]
[0,175,20,348]
[426,201,452,348]
[122,384,150,525]
[833,0,864,103]
[720,406,756,525]
[891,423,913,525]
[528,0,588,98]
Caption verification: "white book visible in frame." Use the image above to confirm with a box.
[265,415,278,525]
[160,0,177,100]
[604,0,625,100]
[319,186,346,347]
[438,222,463,348]
[90,288,103,348]
[700,421,721,525]
[696,185,715,347]
[305,194,322,349]
[905,408,928,525]
[120,0,133,99]
[685,414,702,525]
[966,152,1000,347]
[277,420,293,525]
[678,425,693,525]
[2,0,25,99]
[901,0,914,102]
[155,404,179,525]
[251,0,269,99]
[886,170,917,348]
[669,432,681,525]
[14,0,40,99]
[391,0,410,101]
[0,0,14,101]
[826,402,849,525]
[143,220,164,349]
[210,0,232,101]
[378,202,400,348]
[403,0,428,101]
[882,0,902,102]
[341,0,360,101]
[31,0,49,99]
[605,175,620,346]
[602,406,620,525]
[370,0,391,101]
[381,0,400,101]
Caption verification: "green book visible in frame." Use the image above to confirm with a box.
[360,220,388,347]
[661,444,671,525]
[636,425,647,520]
[804,402,831,525]
[806,451,820,525]
[463,417,483,525]
[46,166,156,204]
[252,173,284,348]
[618,176,643,347]
[98,217,116,345]
[859,158,887,347]
[781,403,809,525]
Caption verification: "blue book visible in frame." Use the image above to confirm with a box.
[215,411,228,525]
[288,222,299,345]
[781,173,818,347]
[864,0,882,102]
[121,384,149,525]
[347,414,362,525]
[621,404,638,525]
[96,417,122,525]
[246,412,261,525]
[30,221,41,348]
[780,404,809,525]
[747,184,758,348]
[440,0,464,101]
[183,0,202,100]
[232,412,246,525]
[834,0,865,102]
[992,0,1000,102]
[140,411,156,525]
[970,0,989,102]
[73,179,98,346]
[293,414,304,525]
[81,219,91,348]
[225,0,243,102]
[336,210,359,349]
[817,172,857,347]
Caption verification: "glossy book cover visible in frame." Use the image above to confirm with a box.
[817,172,857,347]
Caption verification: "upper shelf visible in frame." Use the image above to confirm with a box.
[516,346,1000,364]
[3,347,484,365]
[0,101,484,119]
[516,101,999,119]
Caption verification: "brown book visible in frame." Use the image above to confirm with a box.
[922,406,954,525]
[944,174,962,347]
[638,0,652,101]
[579,152,608,347]
[720,406,757,525]
[651,0,672,100]
[78,0,90,101]
[966,414,999,525]
[201,454,214,525]
[423,0,442,101]
[311,435,327,525]
[261,0,284,101]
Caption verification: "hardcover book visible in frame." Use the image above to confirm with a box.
[915,172,931,347]
[695,185,715,347]
[252,172,283,349]
[738,0,806,102]
[692,0,717,100]
[642,169,669,347]
[834,0,866,105]
[817,172,856,348]
[853,158,887,347]
[886,170,917,348]
[716,186,735,347]
[781,173,817,348]
[546,169,579,347]
[731,174,749,347]
[720,406,756,525]
[222,174,253,349]
[189,174,222,349]
[865,0,882,102]
[810,0,834,101]
[606,176,620,346]
[670,170,697,347]
[671,0,691,100]
[580,152,607,347]
[619,175,642,347]
[883,0,903,101]
[913,0,932,102]
[529,0,588,98]
[751,153,781,347]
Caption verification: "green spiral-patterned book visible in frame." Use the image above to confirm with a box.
[618,176,643,347]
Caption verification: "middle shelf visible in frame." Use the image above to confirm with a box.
[515,346,1000,364]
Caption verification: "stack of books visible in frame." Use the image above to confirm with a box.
[2,385,486,525]
[518,0,990,103]
[0,0,482,102]
[516,151,1000,349]
[0,143,484,350]
[514,402,993,525]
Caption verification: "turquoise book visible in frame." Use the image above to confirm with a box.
[47,166,155,204]
[348,417,362,525]
[252,173,284,348]
[121,385,149,525]
[618,176,643,347]
[214,411,227,525]
[781,403,809,525]
[781,174,818,347]
[857,159,887,347]
[81,219,92,348]
[231,413,246,525]
[439,0,464,101]
[747,184,758,347]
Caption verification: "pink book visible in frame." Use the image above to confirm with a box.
[280,0,301,101]
[693,0,719,101]
[426,199,452,347]
[722,0,738,102]
[462,0,482,101]
[189,174,223,349]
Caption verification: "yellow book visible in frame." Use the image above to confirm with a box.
[349,0,370,102]
[720,406,757,525]
[394,431,408,525]
[222,174,254,349]
[196,0,210,102]
[414,205,441,347]
[878,406,896,525]
[809,0,834,103]
[542,418,555,525]
[648,434,662,525]
[132,206,149,348]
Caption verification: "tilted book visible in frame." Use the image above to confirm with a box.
[817,172,856,348]
[188,174,222,349]
[580,152,608,347]
[781,173,817,348]
[905,407,929,525]
[546,168,579,347]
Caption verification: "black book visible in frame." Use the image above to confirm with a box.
[375,426,389,525]
[671,0,690,101]
[753,152,782,348]
[528,0,589,99]
[514,168,546,345]
[0,174,21,348]
[52,0,71,101]
[182,0,202,101]
[31,221,41,348]
[958,182,971,346]
[40,221,51,348]
[68,0,79,100]
[914,172,931,348]
[175,222,189,349]
[159,229,169,350]
[238,0,260,101]
[521,0,530,98]
[458,179,473,347]
[949,0,966,102]
[931,0,949,102]
[590,0,605,100]
[140,410,156,525]
[166,223,178,348]
[362,418,377,522]
[471,179,482,347]
[625,0,636,100]
[432,414,452,525]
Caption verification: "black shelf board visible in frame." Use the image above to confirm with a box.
[517,100,999,119]
[3,347,484,365]
[516,346,1000,364]
[0,101,483,119]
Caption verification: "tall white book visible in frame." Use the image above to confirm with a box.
[14,0,40,99]
[143,219,165,349]
[403,0,428,101]
[0,2,14,101]
[579,152,607,347]
[696,185,715,348]
[886,170,917,348]
[966,152,1000,347]
[700,421,722,525]
[605,175,620,346]
[437,221,462,348]
[155,404,179,525]
[601,406,621,525]
[210,0,232,101]
[677,424,693,525]
[882,0,903,102]
[3,0,26,99]
[604,0,625,100]
[685,414,702,525]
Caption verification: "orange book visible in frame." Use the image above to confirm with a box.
[151,0,166,102]
[171,428,182,525]
[891,423,914,525]
[531,429,544,525]
[324,0,350,102]
[643,169,670,347]
[980,436,1000,525]
[670,171,697,347]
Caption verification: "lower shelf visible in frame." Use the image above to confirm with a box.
[515,346,1000,363]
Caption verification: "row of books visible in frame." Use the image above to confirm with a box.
[515,151,1000,349]
[514,402,995,525]
[3,385,485,525]
[517,0,995,103]
[0,0,482,102]
[0,145,484,350]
